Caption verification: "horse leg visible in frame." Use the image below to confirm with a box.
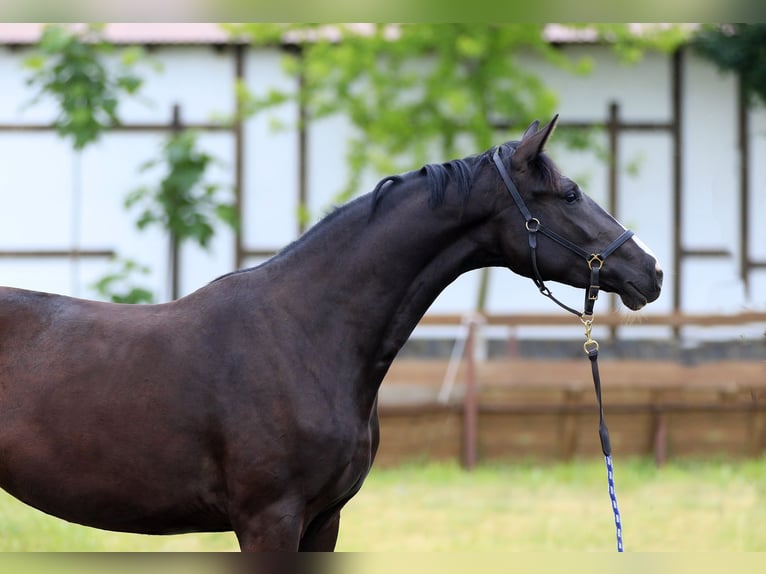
[233,505,341,552]
[298,510,341,552]
[232,503,304,552]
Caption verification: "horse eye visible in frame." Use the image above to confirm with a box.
[565,191,578,203]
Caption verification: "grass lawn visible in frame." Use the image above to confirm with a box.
[1,457,765,551]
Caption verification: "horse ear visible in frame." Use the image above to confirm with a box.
[521,120,540,141]
[514,114,559,165]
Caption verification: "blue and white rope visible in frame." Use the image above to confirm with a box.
[604,454,624,552]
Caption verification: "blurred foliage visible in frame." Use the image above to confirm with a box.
[22,24,232,302]
[225,23,689,202]
[90,258,155,304]
[21,23,154,150]
[691,24,766,107]
[587,23,690,64]
[21,23,161,303]
[125,130,237,249]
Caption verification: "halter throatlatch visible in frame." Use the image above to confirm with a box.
[493,147,630,552]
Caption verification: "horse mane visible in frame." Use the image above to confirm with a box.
[212,142,561,284]
[370,148,492,216]
[370,140,561,216]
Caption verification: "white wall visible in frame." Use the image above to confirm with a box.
[0,46,238,301]
[0,42,763,341]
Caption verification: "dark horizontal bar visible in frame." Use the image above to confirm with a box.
[680,248,732,258]
[2,120,670,136]
[0,249,115,258]
[379,401,766,417]
[418,311,766,327]
[746,260,766,269]
[0,123,234,133]
[563,121,674,131]
[115,123,234,132]
[476,401,765,416]
[492,120,674,132]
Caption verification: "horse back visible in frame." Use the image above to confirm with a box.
[0,285,236,533]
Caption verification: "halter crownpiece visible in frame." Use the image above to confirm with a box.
[492,145,628,552]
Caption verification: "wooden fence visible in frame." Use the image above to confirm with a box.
[375,312,766,468]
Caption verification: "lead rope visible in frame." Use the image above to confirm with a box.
[583,318,624,552]
[492,147,629,551]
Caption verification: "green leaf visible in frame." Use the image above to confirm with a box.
[691,24,766,107]
[22,54,46,71]
[22,23,153,151]
[90,257,155,304]
[126,129,236,248]
[215,203,239,229]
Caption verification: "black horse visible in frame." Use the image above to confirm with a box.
[0,116,662,551]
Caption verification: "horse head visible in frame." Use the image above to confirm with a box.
[486,115,662,311]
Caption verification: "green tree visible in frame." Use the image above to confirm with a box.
[22,24,235,303]
[91,258,155,304]
[22,23,157,303]
[22,23,147,150]
[691,24,766,107]
[125,129,237,300]
[230,24,582,202]
[227,24,689,202]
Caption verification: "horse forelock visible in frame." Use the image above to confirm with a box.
[532,153,562,193]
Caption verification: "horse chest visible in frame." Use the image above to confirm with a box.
[294,407,378,502]
[304,413,376,467]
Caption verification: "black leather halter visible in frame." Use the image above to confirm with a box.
[493,146,631,551]
[492,148,635,319]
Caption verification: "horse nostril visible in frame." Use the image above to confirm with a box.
[656,267,664,289]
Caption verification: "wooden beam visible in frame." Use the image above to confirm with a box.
[416,311,766,328]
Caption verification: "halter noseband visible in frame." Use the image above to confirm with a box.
[491,148,634,319]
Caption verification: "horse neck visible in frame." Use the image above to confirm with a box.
[269,178,489,398]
